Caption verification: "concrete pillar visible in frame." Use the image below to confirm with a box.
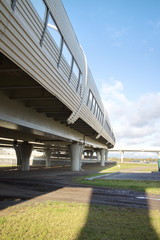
[120,151,124,163]
[45,148,52,167]
[90,151,93,159]
[105,149,108,162]
[100,149,106,166]
[13,141,33,171]
[68,143,84,171]
[97,151,101,161]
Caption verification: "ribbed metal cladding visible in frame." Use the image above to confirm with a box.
[0,0,115,147]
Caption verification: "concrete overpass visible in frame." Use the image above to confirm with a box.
[0,0,115,171]
[109,148,160,164]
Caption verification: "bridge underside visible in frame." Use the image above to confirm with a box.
[0,53,107,145]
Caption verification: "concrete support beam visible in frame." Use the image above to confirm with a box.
[0,92,109,150]
[105,149,108,162]
[13,141,33,171]
[90,151,93,158]
[97,151,101,161]
[45,148,52,167]
[68,143,84,171]
[100,149,106,166]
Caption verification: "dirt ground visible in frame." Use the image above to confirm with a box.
[0,163,160,211]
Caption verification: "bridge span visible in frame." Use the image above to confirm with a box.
[109,149,160,166]
[0,0,115,171]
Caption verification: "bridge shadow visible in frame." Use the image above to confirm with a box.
[0,165,72,210]
[0,162,115,211]
[77,195,160,240]
[76,172,160,240]
[0,164,159,240]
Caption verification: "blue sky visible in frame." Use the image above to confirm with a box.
[62,0,160,153]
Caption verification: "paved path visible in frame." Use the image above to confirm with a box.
[98,172,160,181]
[0,165,160,211]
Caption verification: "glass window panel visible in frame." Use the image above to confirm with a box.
[89,92,93,104]
[79,72,82,84]
[96,106,99,118]
[87,91,93,109]
[72,61,79,78]
[77,72,82,91]
[101,114,104,124]
[94,102,97,115]
[30,0,46,21]
[92,98,95,112]
[62,42,72,65]
[99,109,101,120]
[47,14,61,48]
[100,113,102,123]
[97,108,100,121]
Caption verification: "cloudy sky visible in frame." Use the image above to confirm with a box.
[63,0,160,152]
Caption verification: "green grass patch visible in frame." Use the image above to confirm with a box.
[79,178,160,194]
[76,162,160,194]
[100,162,158,173]
[0,201,160,240]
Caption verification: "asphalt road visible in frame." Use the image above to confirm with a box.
[0,165,160,211]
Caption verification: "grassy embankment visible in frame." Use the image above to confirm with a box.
[0,201,160,240]
[77,162,160,194]
[0,163,160,239]
[100,162,158,172]
[110,157,158,162]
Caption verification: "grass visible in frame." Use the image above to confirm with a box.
[76,162,160,194]
[0,162,159,239]
[110,157,158,163]
[0,201,160,240]
[79,178,160,194]
[100,162,158,173]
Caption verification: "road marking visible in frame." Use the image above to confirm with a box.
[137,196,160,201]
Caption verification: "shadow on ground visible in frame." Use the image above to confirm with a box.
[0,163,159,240]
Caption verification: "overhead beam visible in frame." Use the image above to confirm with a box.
[10,96,56,100]
[0,86,42,90]
[29,105,63,108]
[0,68,22,72]
[38,111,70,114]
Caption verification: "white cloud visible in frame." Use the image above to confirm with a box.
[100,79,160,150]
